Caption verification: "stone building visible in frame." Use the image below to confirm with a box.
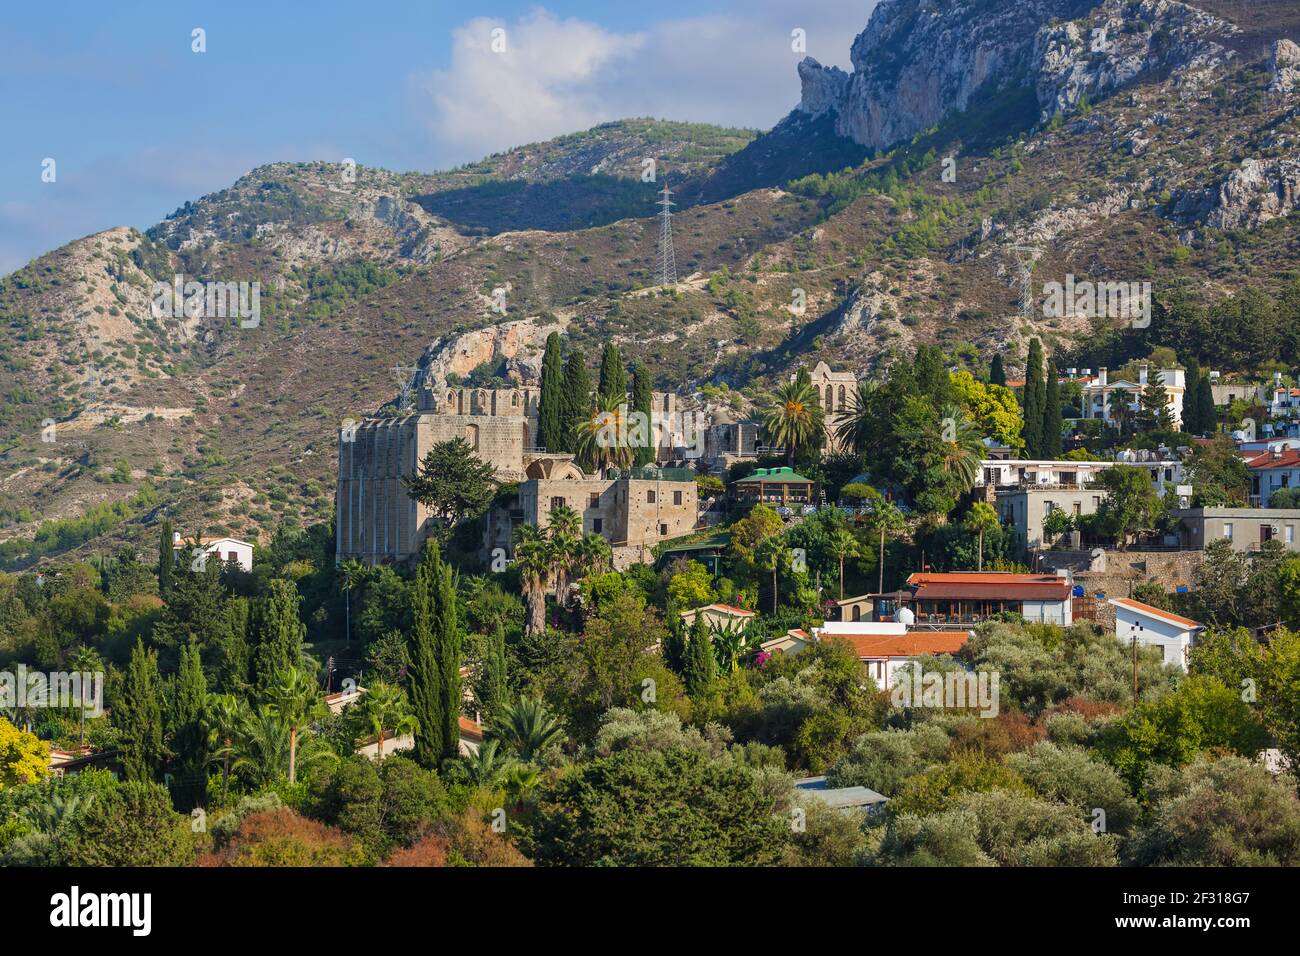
[486,463,699,569]
[804,361,857,454]
[338,378,699,566]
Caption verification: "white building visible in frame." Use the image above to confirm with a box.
[1109,597,1203,672]
[173,532,253,573]
[977,455,1185,496]
[761,621,970,691]
[1079,365,1186,429]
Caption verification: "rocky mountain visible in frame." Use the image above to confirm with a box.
[2,1,1300,569]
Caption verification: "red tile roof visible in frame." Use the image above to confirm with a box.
[459,717,484,742]
[1244,448,1300,470]
[820,630,970,660]
[906,572,1072,600]
[1109,598,1202,631]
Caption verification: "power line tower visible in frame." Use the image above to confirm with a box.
[1008,245,1044,319]
[657,182,677,286]
[391,365,421,412]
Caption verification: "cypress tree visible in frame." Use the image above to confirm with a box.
[1021,339,1045,457]
[408,539,461,765]
[1182,359,1202,434]
[118,639,165,782]
[683,616,717,700]
[158,519,173,597]
[631,362,655,467]
[1196,373,1216,435]
[476,623,509,723]
[560,349,591,453]
[989,354,1006,387]
[166,643,209,808]
[250,579,305,693]
[598,342,627,402]
[539,332,565,452]
[434,545,462,763]
[1041,357,1063,458]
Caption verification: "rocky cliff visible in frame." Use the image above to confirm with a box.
[797,0,1238,151]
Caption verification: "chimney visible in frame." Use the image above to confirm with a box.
[1139,364,1149,386]
[1098,367,1108,387]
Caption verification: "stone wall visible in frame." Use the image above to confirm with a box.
[1040,548,1204,628]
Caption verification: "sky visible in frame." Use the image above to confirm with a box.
[0,0,876,275]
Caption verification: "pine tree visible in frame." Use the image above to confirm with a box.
[560,348,592,454]
[683,616,717,700]
[408,539,461,765]
[1182,359,1202,434]
[631,362,655,467]
[1041,358,1063,457]
[539,332,565,453]
[476,623,509,723]
[117,639,165,782]
[598,342,627,403]
[158,519,173,597]
[1196,371,1216,435]
[166,643,209,808]
[250,579,305,693]
[989,354,1006,387]
[1022,339,1045,457]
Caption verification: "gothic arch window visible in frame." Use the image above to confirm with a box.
[464,423,479,450]
[663,394,670,412]
[838,385,846,410]
[512,392,520,407]
[824,385,833,409]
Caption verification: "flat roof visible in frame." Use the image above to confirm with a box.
[794,776,889,809]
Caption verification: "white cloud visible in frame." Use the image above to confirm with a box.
[414,3,873,165]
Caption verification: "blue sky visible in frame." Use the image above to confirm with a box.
[0,0,875,275]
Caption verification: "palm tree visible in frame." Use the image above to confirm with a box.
[227,704,336,788]
[574,532,612,577]
[513,524,552,637]
[828,528,860,599]
[67,645,101,748]
[932,403,984,494]
[359,681,418,760]
[489,696,564,762]
[1107,392,1135,436]
[205,692,248,804]
[463,738,516,787]
[868,498,907,594]
[762,378,825,465]
[547,504,582,601]
[502,762,542,811]
[962,501,1001,571]
[574,392,636,475]
[337,559,364,643]
[834,378,881,455]
[709,620,748,673]
[265,666,327,784]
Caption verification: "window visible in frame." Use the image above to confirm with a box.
[593,518,603,533]
[227,551,237,563]
[659,523,668,536]
[589,493,599,508]
[673,490,683,506]
[647,490,656,504]
[1072,502,1082,517]
[550,496,566,511]
[1223,522,1233,540]
[1287,525,1295,544]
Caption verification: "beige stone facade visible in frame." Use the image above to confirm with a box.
[805,361,857,454]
